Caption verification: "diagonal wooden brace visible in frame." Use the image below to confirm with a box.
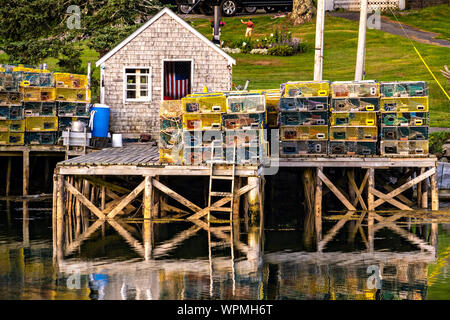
[65,180,106,220]
[318,169,356,211]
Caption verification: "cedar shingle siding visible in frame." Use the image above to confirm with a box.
[100,12,233,140]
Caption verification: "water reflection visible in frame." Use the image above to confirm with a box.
[1,200,450,299]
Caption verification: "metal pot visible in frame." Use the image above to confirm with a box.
[71,120,86,132]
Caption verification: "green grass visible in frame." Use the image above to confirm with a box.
[189,14,450,127]
[383,5,450,41]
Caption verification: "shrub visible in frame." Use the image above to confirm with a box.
[268,44,294,56]
[429,131,450,154]
[250,48,268,55]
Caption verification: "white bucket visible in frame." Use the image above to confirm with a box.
[112,134,123,148]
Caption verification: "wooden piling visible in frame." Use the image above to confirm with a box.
[248,176,260,226]
[314,167,323,243]
[420,168,428,209]
[23,150,29,196]
[430,168,439,211]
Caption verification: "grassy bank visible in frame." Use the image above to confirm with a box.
[189,13,450,127]
[383,5,450,41]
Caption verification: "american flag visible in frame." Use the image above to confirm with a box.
[164,61,191,100]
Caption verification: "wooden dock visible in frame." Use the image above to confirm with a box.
[51,143,440,262]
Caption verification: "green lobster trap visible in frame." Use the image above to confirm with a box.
[280,140,328,157]
[380,126,428,141]
[55,88,91,103]
[279,97,329,112]
[58,117,89,132]
[329,141,377,156]
[0,106,24,120]
[380,81,428,98]
[0,132,24,145]
[160,130,183,149]
[24,102,57,117]
[160,117,182,131]
[221,113,265,130]
[25,131,58,145]
[280,111,328,126]
[58,102,91,117]
[381,112,428,126]
[380,97,428,112]
[0,91,22,106]
[183,130,223,148]
[0,120,25,132]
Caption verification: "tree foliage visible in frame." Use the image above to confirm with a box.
[0,0,163,72]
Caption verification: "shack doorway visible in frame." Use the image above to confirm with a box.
[163,60,192,100]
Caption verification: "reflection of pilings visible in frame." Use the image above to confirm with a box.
[56,174,65,261]
[247,176,260,226]
[22,200,29,247]
[314,167,323,244]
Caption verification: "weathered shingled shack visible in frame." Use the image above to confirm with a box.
[96,8,236,140]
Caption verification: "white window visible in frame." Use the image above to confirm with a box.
[124,67,152,102]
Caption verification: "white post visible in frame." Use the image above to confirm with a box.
[100,64,105,104]
[355,0,368,81]
[87,62,91,101]
[314,0,325,81]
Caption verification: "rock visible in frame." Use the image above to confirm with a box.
[440,157,449,163]
[442,143,450,155]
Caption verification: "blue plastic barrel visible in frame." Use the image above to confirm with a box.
[90,104,110,138]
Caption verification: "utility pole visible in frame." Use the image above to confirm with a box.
[213,5,220,46]
[313,0,325,81]
[355,0,368,81]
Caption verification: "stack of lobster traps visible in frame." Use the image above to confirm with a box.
[379,81,429,155]
[0,64,91,145]
[328,81,379,156]
[159,99,184,164]
[279,81,330,157]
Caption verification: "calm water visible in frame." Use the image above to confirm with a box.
[0,200,450,300]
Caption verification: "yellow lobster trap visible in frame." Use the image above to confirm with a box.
[20,87,56,102]
[226,93,266,113]
[330,126,378,141]
[380,97,428,112]
[159,100,183,118]
[182,94,227,113]
[182,113,222,130]
[0,132,24,145]
[280,125,328,141]
[55,88,91,103]
[159,147,184,164]
[380,140,429,156]
[53,73,88,89]
[330,112,377,126]
[0,120,25,132]
[283,81,330,98]
[25,116,58,132]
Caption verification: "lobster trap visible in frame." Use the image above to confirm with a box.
[330,98,380,112]
[381,112,428,126]
[380,140,429,156]
[0,132,24,145]
[183,146,218,165]
[159,100,183,118]
[182,95,227,113]
[380,97,428,112]
[279,97,329,112]
[331,81,379,98]
[0,120,25,132]
[159,147,183,164]
[25,116,58,132]
[14,71,53,87]
[329,141,377,156]
[221,113,265,130]
[263,89,281,112]
[53,73,88,89]
[380,81,428,98]
[330,112,377,126]
[58,102,91,117]
[0,106,24,120]
[223,129,263,147]
[0,91,22,106]
[182,113,222,130]
[224,144,264,164]
[280,125,328,141]
[183,130,223,148]
[24,102,57,117]
[283,81,330,98]
[225,93,265,113]
[58,117,90,132]
[280,140,328,157]
[55,88,91,103]
[160,117,182,131]
[20,87,56,102]
[160,130,183,149]
[267,111,279,128]
[25,131,59,145]
[0,72,16,91]
[380,126,428,141]
[280,111,328,126]
[329,126,378,141]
